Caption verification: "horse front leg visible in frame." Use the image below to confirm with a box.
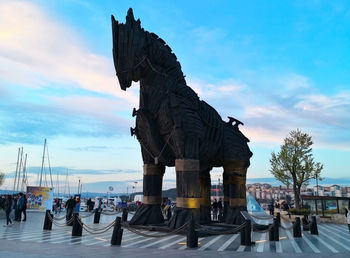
[129,148,165,225]
[169,135,201,228]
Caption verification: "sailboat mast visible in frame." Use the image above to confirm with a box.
[16,147,23,191]
[56,170,60,197]
[46,144,54,189]
[21,153,27,192]
[13,147,21,191]
[39,139,47,187]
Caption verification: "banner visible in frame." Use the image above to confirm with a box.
[26,186,54,211]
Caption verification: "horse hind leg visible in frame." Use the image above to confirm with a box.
[199,167,211,224]
[223,161,248,224]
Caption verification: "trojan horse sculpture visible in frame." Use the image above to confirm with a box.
[111,9,252,228]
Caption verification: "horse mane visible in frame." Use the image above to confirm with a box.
[146,32,186,85]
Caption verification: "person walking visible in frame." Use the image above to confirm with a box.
[4,195,13,226]
[269,200,275,215]
[347,209,350,234]
[218,198,223,221]
[347,203,350,234]
[86,198,91,212]
[21,194,27,221]
[65,196,76,224]
[14,194,22,222]
[212,198,218,221]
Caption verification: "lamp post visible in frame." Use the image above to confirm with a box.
[217,175,221,198]
[78,177,81,194]
[134,182,138,193]
[316,173,319,196]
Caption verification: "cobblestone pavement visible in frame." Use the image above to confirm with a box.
[0,211,350,257]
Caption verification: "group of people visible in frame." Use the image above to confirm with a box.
[162,200,173,220]
[212,198,223,221]
[0,193,27,226]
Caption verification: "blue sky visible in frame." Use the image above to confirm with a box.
[0,0,349,192]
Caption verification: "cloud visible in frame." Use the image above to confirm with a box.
[23,167,140,176]
[0,0,137,105]
[0,1,144,145]
[188,72,350,150]
[67,146,112,152]
[0,97,130,144]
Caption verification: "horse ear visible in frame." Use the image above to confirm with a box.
[136,19,141,29]
[126,8,135,22]
[111,15,118,25]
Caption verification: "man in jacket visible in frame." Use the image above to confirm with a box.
[65,196,76,224]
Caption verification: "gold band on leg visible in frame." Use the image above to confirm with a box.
[176,197,200,209]
[143,196,162,205]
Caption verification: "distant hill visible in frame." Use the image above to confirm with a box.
[3,177,349,195]
[246,177,350,186]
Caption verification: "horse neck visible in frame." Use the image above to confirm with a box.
[139,69,172,110]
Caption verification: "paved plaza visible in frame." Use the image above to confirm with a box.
[0,211,350,257]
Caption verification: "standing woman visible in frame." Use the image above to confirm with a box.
[22,194,27,221]
[4,195,13,226]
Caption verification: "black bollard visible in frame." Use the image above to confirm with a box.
[122,208,128,222]
[240,222,246,245]
[66,209,74,226]
[302,215,310,231]
[276,212,281,227]
[269,218,278,241]
[241,219,252,246]
[273,218,279,241]
[186,216,198,248]
[310,216,318,235]
[167,207,172,220]
[269,222,275,241]
[111,216,123,245]
[293,217,302,237]
[93,209,101,224]
[269,218,279,241]
[43,210,53,230]
[244,219,252,245]
[72,213,83,237]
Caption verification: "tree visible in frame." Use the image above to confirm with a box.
[270,129,323,209]
[0,172,4,187]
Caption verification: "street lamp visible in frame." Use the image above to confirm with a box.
[78,177,81,194]
[134,182,138,193]
[316,173,319,196]
[217,175,221,198]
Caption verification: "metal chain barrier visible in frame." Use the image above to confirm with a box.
[52,215,66,221]
[101,211,122,216]
[79,211,95,218]
[195,221,247,235]
[253,223,274,233]
[47,213,74,227]
[121,220,190,238]
[280,222,293,230]
[77,218,116,234]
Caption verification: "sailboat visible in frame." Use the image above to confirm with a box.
[37,139,54,190]
[12,147,29,193]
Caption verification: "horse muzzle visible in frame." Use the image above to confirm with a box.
[117,71,132,91]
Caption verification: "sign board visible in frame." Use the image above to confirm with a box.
[26,186,54,211]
